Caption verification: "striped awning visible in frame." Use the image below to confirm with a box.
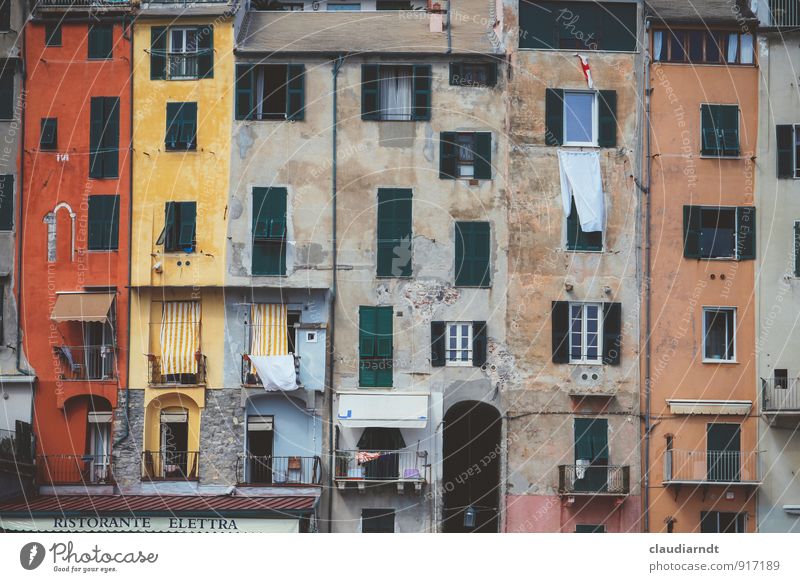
[160,301,200,376]
[250,304,288,356]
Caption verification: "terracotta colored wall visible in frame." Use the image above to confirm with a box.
[22,22,131,456]
[506,495,641,533]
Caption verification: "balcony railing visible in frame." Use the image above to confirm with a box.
[558,464,630,495]
[663,449,761,484]
[36,454,113,485]
[54,345,116,381]
[32,0,133,10]
[141,451,199,481]
[334,449,428,483]
[241,354,301,387]
[769,0,800,27]
[147,354,207,386]
[0,426,34,464]
[762,377,800,413]
[236,454,321,485]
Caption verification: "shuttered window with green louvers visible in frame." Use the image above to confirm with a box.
[165,102,197,151]
[359,306,393,387]
[88,24,114,60]
[455,221,491,287]
[701,104,740,156]
[376,188,412,278]
[164,201,196,253]
[252,187,287,276]
[87,195,120,251]
[89,97,120,179]
[0,174,13,231]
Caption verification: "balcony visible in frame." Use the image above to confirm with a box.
[31,0,133,12]
[147,354,207,387]
[36,454,113,486]
[767,0,800,27]
[663,450,761,486]
[558,464,630,496]
[141,451,199,481]
[241,354,301,388]
[334,448,428,493]
[53,345,116,381]
[236,455,321,486]
[762,378,800,427]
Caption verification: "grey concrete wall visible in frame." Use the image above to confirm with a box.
[200,387,245,485]
[112,388,145,490]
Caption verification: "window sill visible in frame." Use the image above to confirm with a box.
[86,249,120,253]
[518,48,638,55]
[376,275,412,280]
[454,284,491,289]
[702,359,738,365]
[164,148,198,153]
[699,154,743,160]
[562,143,600,149]
[654,61,755,67]
[566,247,604,253]
[568,361,604,366]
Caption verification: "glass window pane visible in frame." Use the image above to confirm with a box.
[564,92,594,144]
[700,208,736,258]
[689,31,704,62]
[740,34,753,64]
[705,32,720,63]
[669,31,686,62]
[726,33,739,63]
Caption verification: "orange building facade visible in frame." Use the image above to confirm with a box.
[643,4,760,532]
[22,9,132,488]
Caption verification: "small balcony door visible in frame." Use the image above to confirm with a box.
[574,418,609,492]
[160,410,189,479]
[707,423,741,482]
[83,319,114,380]
[88,413,111,483]
[247,415,274,484]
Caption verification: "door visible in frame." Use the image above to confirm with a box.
[160,411,189,479]
[247,416,274,484]
[707,424,741,482]
[574,418,609,492]
[83,319,114,380]
[89,419,111,483]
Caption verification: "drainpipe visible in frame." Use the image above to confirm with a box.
[326,54,344,533]
[642,18,653,534]
[446,1,452,54]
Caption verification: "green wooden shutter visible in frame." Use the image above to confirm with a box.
[89,97,104,178]
[736,206,755,260]
[602,2,637,51]
[574,418,593,460]
[45,23,61,46]
[776,125,794,178]
[545,88,564,146]
[551,301,569,363]
[197,25,214,79]
[455,222,490,287]
[794,223,800,277]
[473,132,492,180]
[701,104,720,155]
[472,321,487,367]
[286,64,305,121]
[0,174,13,231]
[88,24,113,59]
[377,188,412,278]
[235,65,255,121]
[0,1,10,32]
[361,64,380,120]
[40,118,57,150]
[602,302,622,366]
[359,306,378,387]
[448,63,461,85]
[598,90,617,147]
[164,202,177,250]
[177,202,196,251]
[720,105,740,156]
[683,205,702,258]
[252,188,287,275]
[101,97,120,178]
[431,321,446,367]
[87,195,119,250]
[0,70,13,120]
[439,132,457,179]
[412,65,431,121]
[575,418,608,462]
[518,1,558,49]
[375,306,393,386]
[165,103,180,149]
[150,27,167,80]
[182,102,197,150]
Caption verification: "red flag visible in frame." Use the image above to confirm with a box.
[575,54,594,89]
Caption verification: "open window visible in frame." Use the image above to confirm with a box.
[701,104,739,157]
[162,201,196,253]
[150,25,213,81]
[683,205,755,260]
[702,307,736,363]
[361,64,431,121]
[440,132,492,180]
[246,415,274,484]
[235,64,305,121]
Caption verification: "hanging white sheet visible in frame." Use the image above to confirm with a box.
[558,149,605,233]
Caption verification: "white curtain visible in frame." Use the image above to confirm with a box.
[727,33,739,63]
[653,31,663,61]
[740,34,754,64]
[558,150,605,233]
[255,68,265,119]
[380,67,412,121]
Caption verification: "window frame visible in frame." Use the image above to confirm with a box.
[165,102,198,151]
[45,23,62,48]
[163,201,197,254]
[40,118,58,151]
[456,132,476,177]
[697,206,738,260]
[653,29,755,66]
[88,24,114,60]
[702,306,737,363]
[445,322,473,367]
[562,90,598,147]
[793,124,800,179]
[87,194,120,251]
[700,103,740,158]
[568,302,603,364]
[168,27,199,80]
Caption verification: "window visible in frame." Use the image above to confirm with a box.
[150,25,213,80]
[575,524,606,533]
[706,423,741,482]
[359,306,393,388]
[376,188,412,278]
[377,0,412,9]
[683,206,755,260]
[87,195,120,251]
[519,1,638,52]
[700,511,746,533]
[653,30,754,65]
[361,64,431,121]
[0,69,14,120]
[701,104,739,156]
[454,221,491,287]
[45,23,61,47]
[545,89,616,147]
[775,368,789,390]
[252,187,287,276]
[776,124,800,179]
[40,118,57,150]
[440,132,492,180]
[0,0,10,33]
[361,509,395,533]
[165,102,197,151]
[89,97,120,179]
[0,174,12,231]
[235,64,305,121]
[328,3,361,10]
[702,307,735,362]
[551,301,621,365]
[574,418,609,492]
[449,62,497,87]
[566,196,602,251]
[431,321,486,368]
[162,202,196,253]
[88,24,113,60]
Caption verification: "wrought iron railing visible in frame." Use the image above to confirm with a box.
[241,354,301,387]
[663,449,761,484]
[147,354,206,386]
[762,377,800,412]
[53,345,116,381]
[36,454,113,485]
[769,0,800,26]
[558,464,630,495]
[33,0,131,7]
[236,454,321,485]
[0,426,34,464]
[334,449,427,482]
[141,450,199,481]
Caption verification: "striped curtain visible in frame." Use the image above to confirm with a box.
[250,304,288,356]
[160,301,201,375]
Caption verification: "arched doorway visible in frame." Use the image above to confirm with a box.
[442,401,501,532]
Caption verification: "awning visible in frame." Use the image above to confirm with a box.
[50,293,114,323]
[667,399,752,415]
[337,392,428,428]
[88,412,112,423]
[1,516,300,533]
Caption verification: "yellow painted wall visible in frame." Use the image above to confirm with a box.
[131,18,234,288]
